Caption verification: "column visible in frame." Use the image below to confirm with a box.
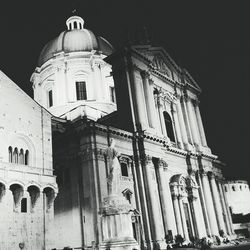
[194,101,208,147]
[176,99,189,149]
[141,71,157,129]
[209,174,226,233]
[172,195,183,236]
[178,197,189,241]
[131,68,148,129]
[185,96,201,148]
[171,104,184,149]
[200,171,219,235]
[217,181,231,235]
[143,156,166,248]
[156,159,177,236]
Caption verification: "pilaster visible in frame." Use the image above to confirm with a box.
[143,155,166,249]
[193,99,208,147]
[208,173,226,233]
[155,159,177,236]
[184,95,201,150]
[200,171,219,235]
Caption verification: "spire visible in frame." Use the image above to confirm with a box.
[143,26,151,44]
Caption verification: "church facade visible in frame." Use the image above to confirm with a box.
[0,13,237,250]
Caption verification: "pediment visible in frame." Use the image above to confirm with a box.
[132,45,201,92]
[151,54,171,77]
[132,45,178,75]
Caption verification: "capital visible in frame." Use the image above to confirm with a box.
[207,172,215,180]
[171,103,177,113]
[172,193,178,200]
[188,194,198,202]
[132,63,142,73]
[158,159,168,170]
[140,70,150,79]
[156,95,164,107]
[192,98,200,107]
[142,155,153,165]
[200,169,208,177]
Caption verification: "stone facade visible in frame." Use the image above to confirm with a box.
[0,71,58,250]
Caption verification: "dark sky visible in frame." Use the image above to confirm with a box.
[0,1,249,183]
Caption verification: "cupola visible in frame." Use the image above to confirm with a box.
[66,15,84,30]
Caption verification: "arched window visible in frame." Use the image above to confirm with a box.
[163,111,175,142]
[76,81,87,100]
[21,198,27,213]
[13,148,18,164]
[225,186,227,192]
[48,90,53,107]
[232,186,235,191]
[121,162,128,177]
[8,146,13,163]
[74,21,77,29]
[25,150,29,165]
[19,149,24,164]
[109,86,116,103]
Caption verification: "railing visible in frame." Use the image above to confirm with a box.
[0,162,53,176]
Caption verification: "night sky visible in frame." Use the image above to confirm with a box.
[0,1,249,183]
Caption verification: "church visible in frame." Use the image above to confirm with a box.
[0,13,236,249]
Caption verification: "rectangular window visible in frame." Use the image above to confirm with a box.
[76,81,87,100]
[109,86,116,103]
[121,162,129,177]
[48,90,53,107]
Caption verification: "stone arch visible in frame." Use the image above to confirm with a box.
[8,180,26,190]
[170,174,198,198]
[27,185,41,211]
[170,174,187,196]
[9,183,24,211]
[43,186,57,211]
[0,182,6,201]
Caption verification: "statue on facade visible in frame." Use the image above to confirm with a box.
[105,138,121,195]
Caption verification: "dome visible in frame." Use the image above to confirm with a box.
[38,15,114,67]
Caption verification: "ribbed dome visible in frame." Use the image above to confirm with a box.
[38,15,114,67]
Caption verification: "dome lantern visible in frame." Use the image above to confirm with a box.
[66,15,84,30]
